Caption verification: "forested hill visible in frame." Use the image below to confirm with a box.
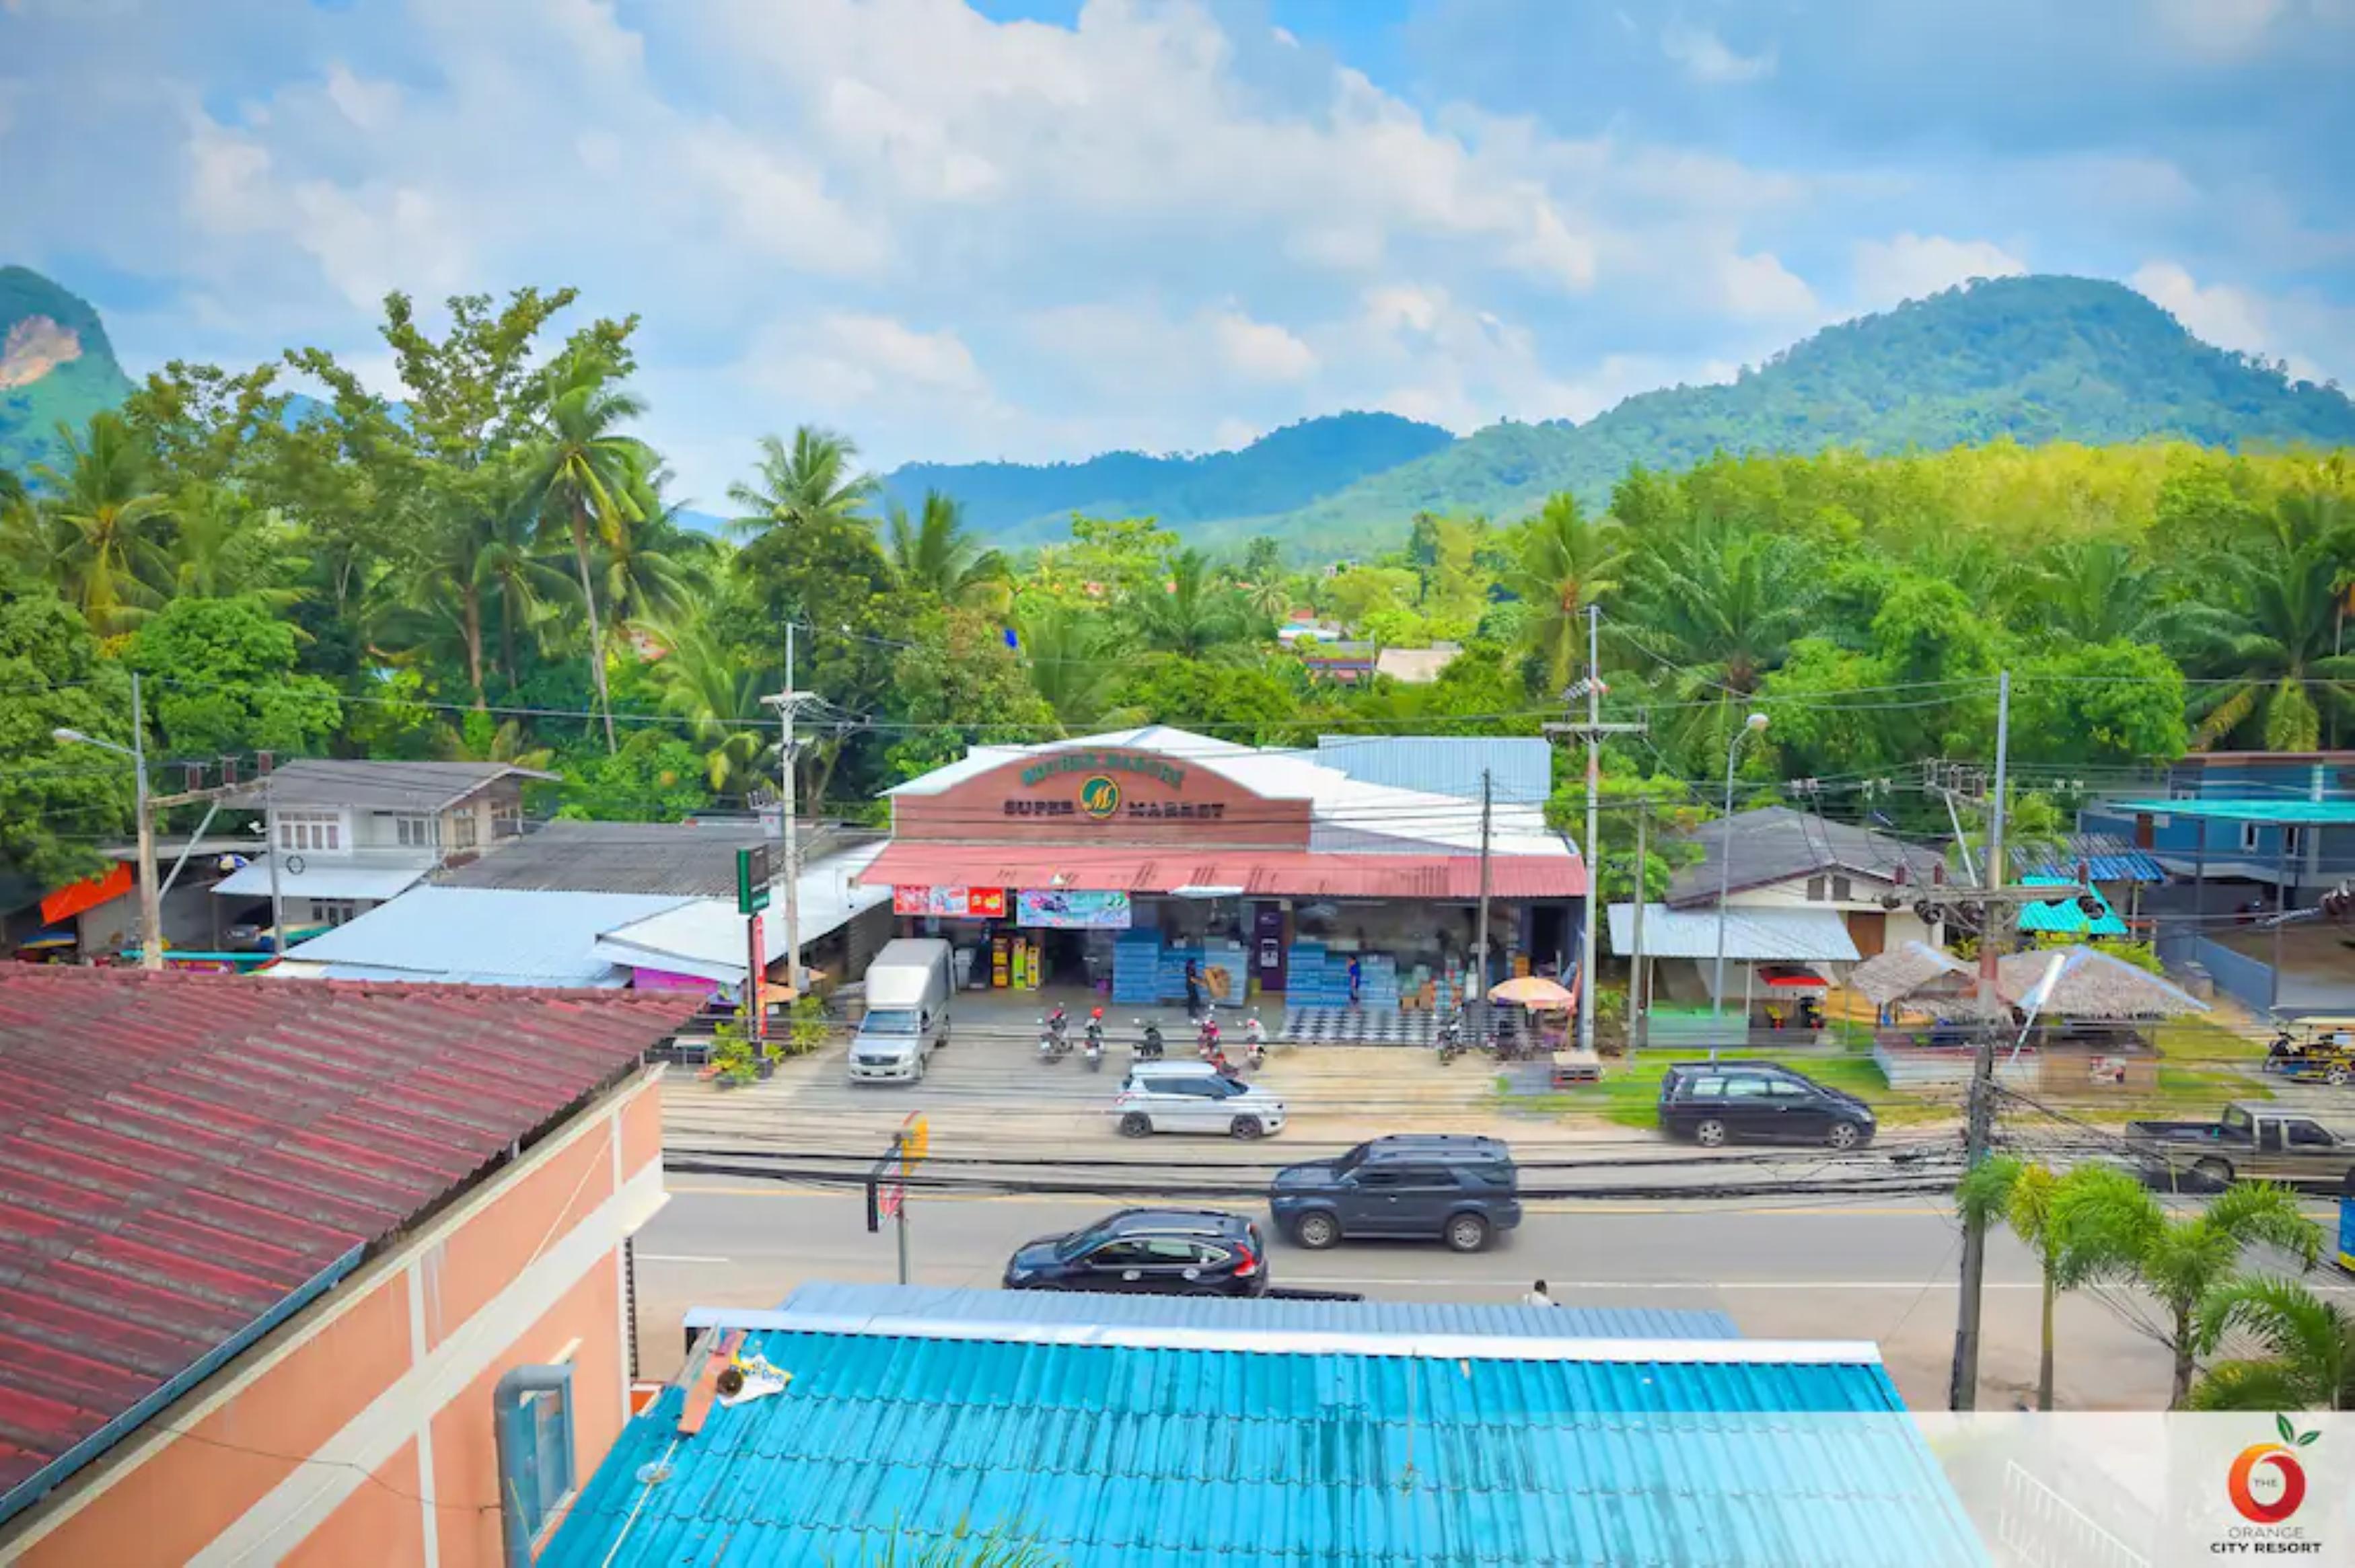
[0,268,135,477]
[1221,276,2355,553]
[877,410,1455,546]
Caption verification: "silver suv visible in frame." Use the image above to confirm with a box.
[1113,1062,1287,1140]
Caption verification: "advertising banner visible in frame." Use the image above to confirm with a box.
[893,886,1007,918]
[1015,889,1133,929]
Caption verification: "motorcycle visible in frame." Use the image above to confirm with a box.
[1037,1018,1071,1063]
[1134,1020,1165,1062]
[1436,1014,1465,1066]
[1045,1004,1070,1045]
[1083,1016,1106,1072]
[1242,1016,1268,1072]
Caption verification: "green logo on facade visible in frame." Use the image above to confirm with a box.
[1079,775,1122,819]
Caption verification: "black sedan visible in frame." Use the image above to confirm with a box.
[1001,1207,1269,1296]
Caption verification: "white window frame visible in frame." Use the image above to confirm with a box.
[394,814,439,849]
[277,811,341,852]
[449,811,478,851]
[2239,821,2262,855]
[312,900,359,927]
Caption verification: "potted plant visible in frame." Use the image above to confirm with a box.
[707,1012,758,1088]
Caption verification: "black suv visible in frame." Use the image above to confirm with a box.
[1002,1208,1268,1296]
[1270,1134,1520,1253]
[1657,1062,1877,1150]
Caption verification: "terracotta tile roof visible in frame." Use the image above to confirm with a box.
[0,967,698,1524]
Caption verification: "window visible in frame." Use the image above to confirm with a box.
[449,811,478,850]
[1723,1077,1772,1100]
[1679,1075,1725,1102]
[394,814,438,848]
[1352,1168,1405,1189]
[2286,1120,2336,1150]
[493,797,523,839]
[1830,875,1852,901]
[277,811,340,852]
[497,1370,575,1548]
[1805,876,1827,901]
[2240,821,2261,854]
[1761,1080,1811,1101]
[312,901,359,927]
[1137,1238,1202,1264]
[2285,826,2304,858]
[1084,1240,1150,1268]
[2257,1120,2284,1154]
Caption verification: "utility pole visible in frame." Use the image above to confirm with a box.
[763,623,808,1000]
[129,674,163,971]
[1630,792,1649,1051]
[1949,667,2011,1413]
[1474,770,1492,1047]
[1542,606,1644,1056]
[265,769,285,961]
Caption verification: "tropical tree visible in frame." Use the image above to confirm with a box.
[725,426,875,538]
[2167,494,2355,750]
[2072,1180,2321,1409]
[1130,548,1246,658]
[522,356,649,753]
[2192,1277,2355,1411]
[1955,1157,2142,1411]
[163,487,308,609]
[601,469,700,634]
[2014,537,2165,646]
[22,413,174,637]
[887,490,1009,613]
[1624,524,1812,758]
[1504,493,1628,696]
[639,613,776,797]
[1015,599,1114,726]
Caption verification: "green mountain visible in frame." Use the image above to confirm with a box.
[1220,275,2355,554]
[0,266,137,480]
[877,410,1455,546]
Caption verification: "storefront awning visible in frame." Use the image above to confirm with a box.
[863,843,1585,900]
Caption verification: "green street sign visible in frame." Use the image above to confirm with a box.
[737,844,772,915]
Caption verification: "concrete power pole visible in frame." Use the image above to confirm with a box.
[130,673,164,971]
[1630,793,1649,1050]
[1474,770,1492,1045]
[1949,668,2012,1413]
[764,623,809,999]
[1544,607,1644,1055]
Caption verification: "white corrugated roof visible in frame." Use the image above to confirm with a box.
[591,843,890,984]
[1605,904,1862,963]
[279,887,689,985]
[213,859,429,902]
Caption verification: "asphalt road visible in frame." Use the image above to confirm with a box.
[630,1178,2352,1412]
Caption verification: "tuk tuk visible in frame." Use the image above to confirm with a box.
[2263,1016,2355,1087]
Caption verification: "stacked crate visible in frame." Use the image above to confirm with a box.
[1111,931,1165,1006]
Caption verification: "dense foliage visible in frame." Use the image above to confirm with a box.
[0,267,137,478]
[3,276,2353,897]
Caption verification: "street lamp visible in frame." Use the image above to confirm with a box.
[1710,712,1770,1035]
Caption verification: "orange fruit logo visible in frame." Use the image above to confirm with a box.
[2227,1417,2317,1525]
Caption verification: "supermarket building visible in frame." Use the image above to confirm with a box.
[860,728,1585,1026]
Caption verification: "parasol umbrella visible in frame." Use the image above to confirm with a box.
[1488,975,1577,1009]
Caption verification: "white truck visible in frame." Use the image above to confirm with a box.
[848,938,954,1084]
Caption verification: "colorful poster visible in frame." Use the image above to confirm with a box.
[1015,889,1133,929]
[893,885,1007,918]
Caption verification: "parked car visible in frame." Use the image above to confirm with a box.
[2127,1102,2355,1190]
[1657,1063,1877,1150]
[1114,1061,1286,1140]
[847,938,954,1084]
[1001,1207,1269,1296]
[1270,1133,1521,1253]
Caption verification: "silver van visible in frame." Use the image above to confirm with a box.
[848,938,954,1084]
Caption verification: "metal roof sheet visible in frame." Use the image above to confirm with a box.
[435,819,877,896]
[2019,833,2167,885]
[1667,807,1947,908]
[770,1283,1741,1340]
[279,887,688,985]
[1313,735,1552,804]
[2107,796,2355,824]
[2013,877,2129,937]
[217,757,553,813]
[0,967,698,1524]
[591,844,892,983]
[211,858,428,902]
[1607,904,1864,963]
[542,1321,1981,1568]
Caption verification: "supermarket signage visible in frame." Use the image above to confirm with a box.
[1018,751,1186,790]
[893,885,1007,918]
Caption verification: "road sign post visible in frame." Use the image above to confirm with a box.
[866,1117,927,1283]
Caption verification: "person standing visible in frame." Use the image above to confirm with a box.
[1347,953,1363,1006]
[1184,957,1202,1018]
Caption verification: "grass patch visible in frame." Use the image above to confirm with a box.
[1497,1056,1951,1129]
[2154,1018,2270,1061]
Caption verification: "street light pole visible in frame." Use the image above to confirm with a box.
[1710,713,1770,1034]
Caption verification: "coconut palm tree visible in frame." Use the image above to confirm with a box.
[521,357,650,753]
[2167,494,2355,751]
[640,613,776,797]
[1129,548,1245,658]
[1016,599,1113,727]
[165,487,309,610]
[2192,1277,2355,1411]
[2014,537,2165,646]
[887,490,1009,614]
[1956,1157,2138,1411]
[725,426,875,538]
[2063,1179,2319,1409]
[23,413,174,637]
[1504,492,1628,696]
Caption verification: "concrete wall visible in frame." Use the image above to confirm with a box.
[4,1072,667,1568]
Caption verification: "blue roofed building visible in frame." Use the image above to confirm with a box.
[542,1288,1984,1568]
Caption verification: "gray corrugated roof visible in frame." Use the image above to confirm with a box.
[279,886,688,984]
[1607,903,1863,962]
[1313,736,1553,804]
[220,758,554,813]
[435,819,875,897]
[1667,805,1945,908]
[770,1281,1741,1340]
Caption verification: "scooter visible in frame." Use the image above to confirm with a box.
[1045,1004,1070,1045]
[1037,1019,1071,1063]
[1242,1016,1268,1072]
[1083,1014,1106,1072]
[1436,1014,1465,1066]
[1196,1016,1223,1059]
[1134,1020,1165,1062]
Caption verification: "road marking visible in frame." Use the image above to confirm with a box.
[1284,1276,2043,1290]
[635,1253,734,1265]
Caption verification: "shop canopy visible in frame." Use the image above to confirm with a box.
[861,843,1585,901]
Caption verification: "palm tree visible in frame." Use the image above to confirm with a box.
[1626,525,1810,702]
[1956,1157,2138,1411]
[887,490,1009,614]
[380,505,497,706]
[24,413,174,637]
[641,613,776,797]
[1016,600,1113,726]
[1504,493,1628,696]
[475,479,573,691]
[725,426,875,537]
[1130,548,1245,658]
[166,487,309,610]
[2167,495,2355,750]
[2015,537,2163,645]
[522,357,649,753]
[2192,1277,2355,1411]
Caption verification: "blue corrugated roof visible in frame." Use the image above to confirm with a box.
[544,1317,1982,1568]
[770,1283,1742,1340]
[2015,876,2128,937]
[2022,833,2166,885]
[281,886,689,985]
[1314,736,1554,805]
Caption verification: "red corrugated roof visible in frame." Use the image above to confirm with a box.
[862,843,1585,899]
[0,968,698,1516]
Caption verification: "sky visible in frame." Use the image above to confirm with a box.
[4,0,2354,506]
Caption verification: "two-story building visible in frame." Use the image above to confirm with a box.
[209,759,554,937]
[2080,750,2355,898]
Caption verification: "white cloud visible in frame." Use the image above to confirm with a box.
[1211,310,1317,382]
[1851,233,2029,311]
[1716,251,1817,319]
[2128,260,2336,381]
[1661,22,1777,83]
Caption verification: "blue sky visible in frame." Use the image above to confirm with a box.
[3,0,2352,505]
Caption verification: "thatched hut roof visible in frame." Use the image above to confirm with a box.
[1996,946,2208,1020]
[1848,942,1976,1006]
